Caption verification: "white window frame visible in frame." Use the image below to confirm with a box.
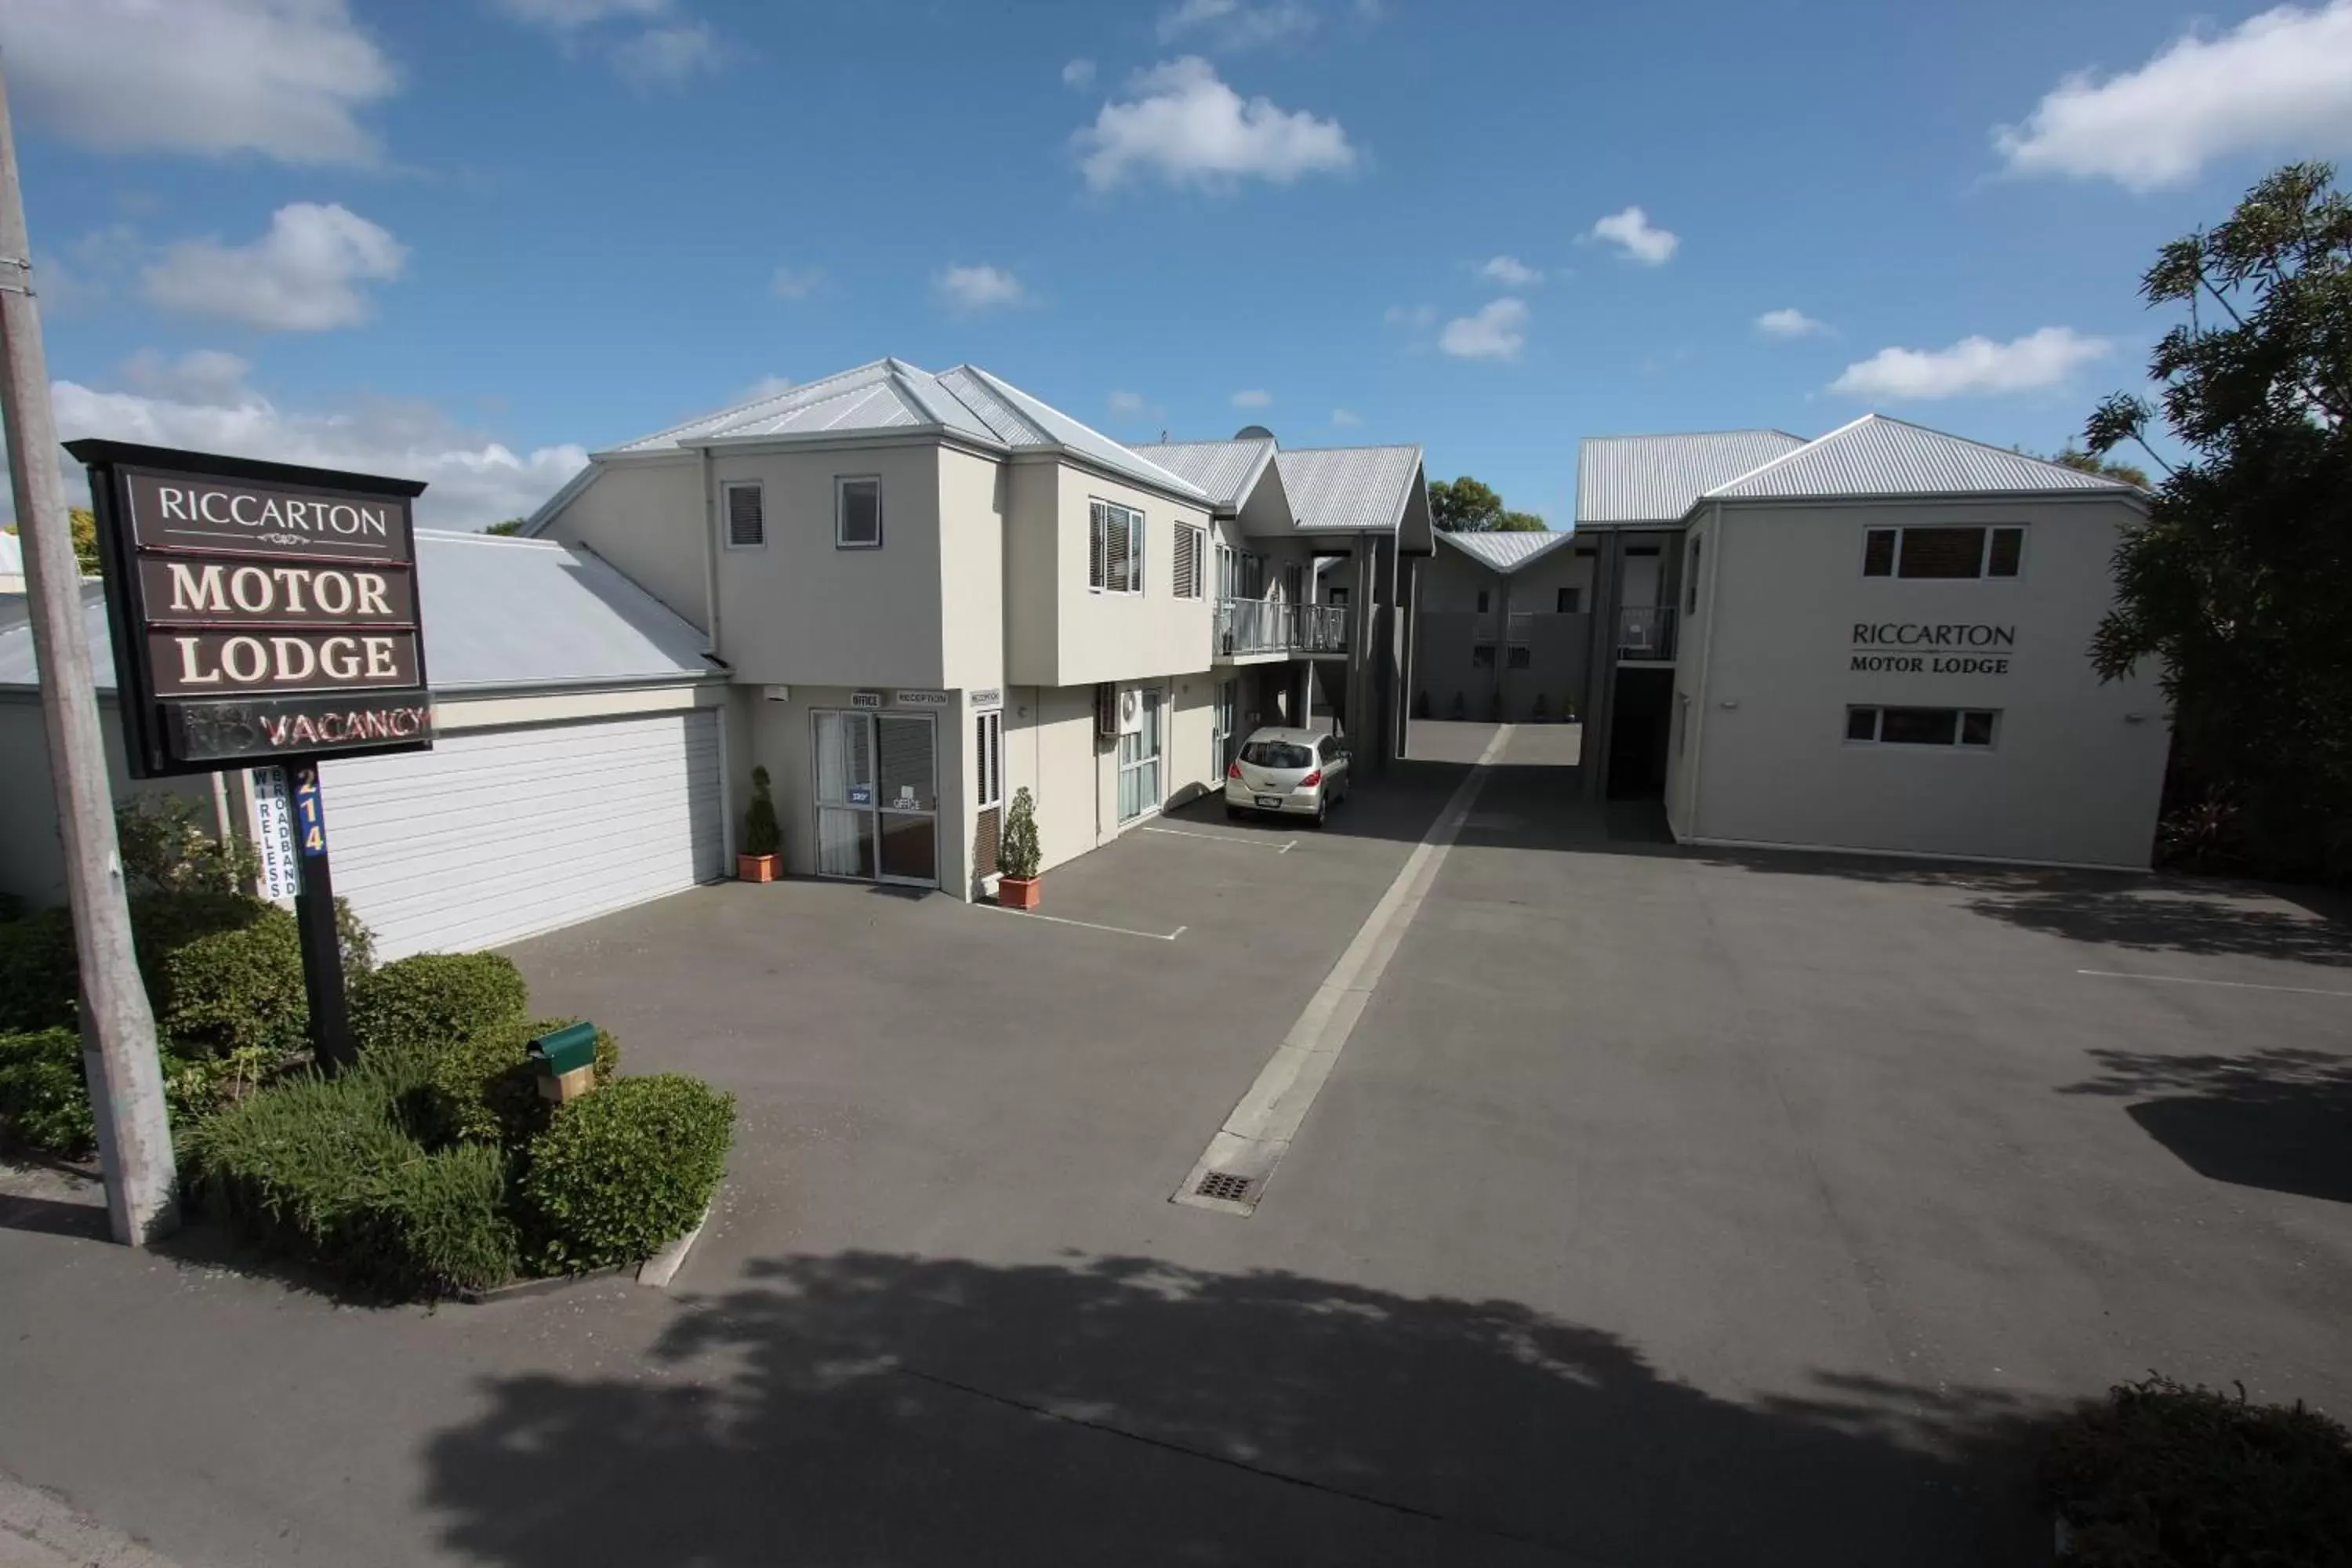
[1843,706,2001,749]
[836,475,884,550]
[1089,499,1145,595]
[721,481,766,550]
[1862,525,2026,581]
[1116,684,1165,824]
[975,709,1004,810]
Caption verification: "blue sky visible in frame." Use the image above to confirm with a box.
[7,0,2352,527]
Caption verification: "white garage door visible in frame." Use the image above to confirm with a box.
[321,710,724,960]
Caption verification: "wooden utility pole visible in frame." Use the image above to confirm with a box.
[0,56,179,1243]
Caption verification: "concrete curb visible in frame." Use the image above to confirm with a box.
[635,1192,715,1290]
[0,1471,182,1568]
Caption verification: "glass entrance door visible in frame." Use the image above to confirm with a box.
[812,710,938,887]
[876,714,938,886]
[1117,686,1163,823]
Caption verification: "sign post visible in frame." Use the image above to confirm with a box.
[67,438,434,1075]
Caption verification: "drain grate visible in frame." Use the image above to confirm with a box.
[1195,1171,1253,1203]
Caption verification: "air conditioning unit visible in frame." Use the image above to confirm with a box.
[1118,688,1143,735]
[1094,682,1119,739]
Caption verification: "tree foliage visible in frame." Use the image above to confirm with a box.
[484,519,526,536]
[2053,449,2151,490]
[5,509,102,575]
[1430,476,1548,533]
[2083,162,2352,880]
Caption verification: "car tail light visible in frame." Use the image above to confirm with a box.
[1227,762,1242,779]
[1299,769,1322,787]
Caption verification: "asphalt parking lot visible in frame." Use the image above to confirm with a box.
[2,720,2347,1567]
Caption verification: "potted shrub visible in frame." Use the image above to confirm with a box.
[996,787,1042,909]
[737,767,782,882]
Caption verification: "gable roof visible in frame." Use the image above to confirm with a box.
[1129,437,1278,512]
[596,358,1205,503]
[1704,413,2143,503]
[1436,528,1578,574]
[0,532,718,695]
[1577,430,1808,525]
[1275,445,1427,534]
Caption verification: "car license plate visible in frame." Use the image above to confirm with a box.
[1254,795,1284,809]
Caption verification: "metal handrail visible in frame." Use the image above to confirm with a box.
[1215,597,1348,655]
[1617,604,1677,659]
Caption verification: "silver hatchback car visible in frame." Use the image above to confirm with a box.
[1225,727,1352,826]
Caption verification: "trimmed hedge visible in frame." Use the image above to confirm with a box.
[0,1028,96,1155]
[349,953,529,1058]
[187,1047,517,1298]
[2043,1375,2352,1566]
[0,894,309,1052]
[417,1014,621,1148]
[519,1074,734,1273]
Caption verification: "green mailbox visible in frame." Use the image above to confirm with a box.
[528,1022,599,1100]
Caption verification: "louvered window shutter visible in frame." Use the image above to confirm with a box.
[1090,503,1108,589]
[1104,508,1131,592]
[726,484,764,547]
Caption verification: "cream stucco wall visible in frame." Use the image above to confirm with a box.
[538,456,706,632]
[1004,458,1214,688]
[1679,495,2169,868]
[706,443,950,688]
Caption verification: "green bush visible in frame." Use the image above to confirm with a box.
[742,766,782,858]
[158,906,308,1057]
[0,907,78,1033]
[0,1028,96,1156]
[115,796,260,897]
[1000,787,1040,880]
[2042,1375,2352,1566]
[519,1074,734,1273]
[188,1047,517,1298]
[348,953,528,1058]
[418,1015,621,1149]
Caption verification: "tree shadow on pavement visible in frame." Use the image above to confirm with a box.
[2061,1047,2352,1203]
[421,1251,2058,1567]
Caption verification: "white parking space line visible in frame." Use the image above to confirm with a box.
[978,905,1187,942]
[1173,726,1515,1216]
[2078,968,2352,1000]
[1142,824,1300,854]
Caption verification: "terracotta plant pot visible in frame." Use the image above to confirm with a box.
[737,852,780,883]
[997,874,1041,909]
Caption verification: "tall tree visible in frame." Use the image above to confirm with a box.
[1496,510,1547,532]
[485,518,526,536]
[2052,448,2151,490]
[2083,162,2352,880]
[1428,476,1503,532]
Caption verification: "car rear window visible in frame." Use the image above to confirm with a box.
[1240,741,1314,769]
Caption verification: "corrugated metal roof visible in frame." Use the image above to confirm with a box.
[1704,414,2143,502]
[603,358,1206,501]
[1436,528,1577,573]
[0,532,717,694]
[1276,445,1425,532]
[1129,437,1276,510]
[1576,430,1808,524]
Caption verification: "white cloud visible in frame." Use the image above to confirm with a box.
[1062,58,1097,89]
[1756,307,1829,338]
[1107,390,1149,415]
[770,265,822,299]
[493,0,668,25]
[1590,206,1678,265]
[1476,255,1543,287]
[1330,408,1363,426]
[2,0,398,167]
[742,374,793,401]
[935,263,1029,314]
[34,353,587,530]
[612,23,720,89]
[141,203,406,332]
[1156,0,1316,50]
[1995,1,2352,190]
[1439,297,1528,361]
[1232,388,1273,408]
[1830,327,2112,400]
[1074,57,1356,191]
[1384,303,1436,328]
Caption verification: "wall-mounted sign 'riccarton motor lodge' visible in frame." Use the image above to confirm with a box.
[66,441,435,778]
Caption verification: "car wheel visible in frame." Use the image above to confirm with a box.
[1312,797,1328,829]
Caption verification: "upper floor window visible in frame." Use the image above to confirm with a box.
[1173,524,1206,599]
[723,481,764,549]
[1686,538,1703,613]
[837,477,883,549]
[1090,499,1145,594]
[1475,589,1491,614]
[1864,525,2023,580]
[1557,586,1580,614]
[1846,706,1999,747]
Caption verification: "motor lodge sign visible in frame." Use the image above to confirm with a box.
[68,441,435,776]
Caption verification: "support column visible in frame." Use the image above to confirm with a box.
[1490,570,1513,722]
[1582,531,1625,800]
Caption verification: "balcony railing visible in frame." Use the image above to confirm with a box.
[1215,597,1348,657]
[1617,604,1677,661]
